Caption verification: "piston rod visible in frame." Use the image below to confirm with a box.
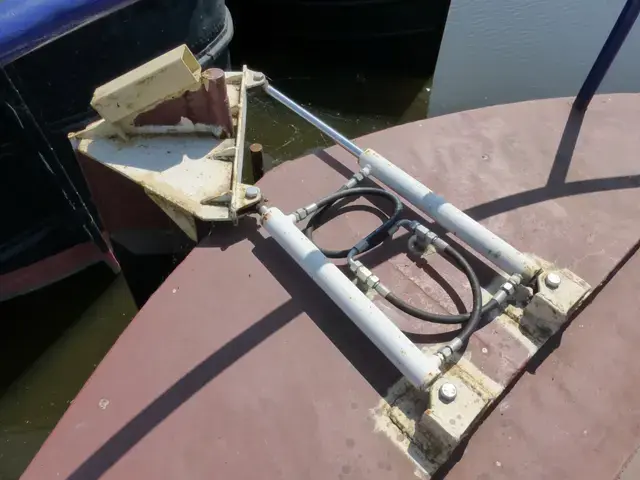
[260,206,442,389]
[263,84,539,281]
[264,84,364,158]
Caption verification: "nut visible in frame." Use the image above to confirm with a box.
[356,265,373,284]
[415,224,431,241]
[438,383,457,403]
[501,282,516,296]
[545,272,562,289]
[245,186,260,199]
[349,260,363,273]
[365,274,380,289]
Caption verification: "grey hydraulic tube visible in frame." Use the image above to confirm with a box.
[264,84,364,158]
[263,83,539,282]
[259,206,442,389]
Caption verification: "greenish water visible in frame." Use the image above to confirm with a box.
[245,73,431,167]
[0,266,137,479]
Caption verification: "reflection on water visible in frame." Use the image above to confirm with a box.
[429,0,640,116]
[0,268,137,478]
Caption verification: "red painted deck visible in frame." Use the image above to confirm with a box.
[444,242,640,479]
[21,94,640,479]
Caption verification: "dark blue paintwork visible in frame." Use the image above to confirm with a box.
[0,0,140,66]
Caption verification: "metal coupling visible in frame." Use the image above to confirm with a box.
[409,224,449,254]
[437,337,463,363]
[344,166,372,189]
[434,350,448,364]
[353,262,380,290]
[432,237,449,252]
[414,224,432,244]
[508,273,523,286]
[355,263,373,283]
[388,219,417,236]
[365,274,381,290]
[353,166,371,183]
[501,281,516,297]
[344,178,359,189]
[292,203,318,223]
[374,282,391,298]
[492,289,508,305]
[349,260,363,274]
[494,273,523,305]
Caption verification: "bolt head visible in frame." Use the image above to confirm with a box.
[502,282,516,296]
[545,272,562,289]
[438,382,457,403]
[245,186,260,199]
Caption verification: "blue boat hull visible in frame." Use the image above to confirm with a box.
[0,0,233,299]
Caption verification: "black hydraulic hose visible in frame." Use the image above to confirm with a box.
[304,187,403,258]
[441,245,483,346]
[385,245,485,345]
[386,294,498,325]
[303,183,486,345]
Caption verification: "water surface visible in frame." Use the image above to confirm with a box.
[0,268,137,478]
[429,0,640,116]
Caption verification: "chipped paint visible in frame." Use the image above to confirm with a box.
[72,46,264,237]
[520,267,591,343]
[370,264,589,477]
[496,313,539,355]
[371,352,503,477]
[371,380,437,478]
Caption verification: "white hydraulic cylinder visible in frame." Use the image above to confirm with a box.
[358,149,538,281]
[261,206,442,389]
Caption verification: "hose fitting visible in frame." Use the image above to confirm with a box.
[407,223,448,255]
[343,165,372,189]
[493,274,523,305]
[351,261,381,290]
[292,203,319,222]
[437,337,464,362]
[388,219,418,236]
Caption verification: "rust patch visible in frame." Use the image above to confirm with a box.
[133,68,233,137]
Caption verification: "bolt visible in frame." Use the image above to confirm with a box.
[245,186,260,200]
[438,382,457,403]
[545,272,562,289]
[501,282,516,296]
[252,72,264,82]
